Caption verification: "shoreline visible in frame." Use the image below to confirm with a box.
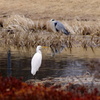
[26,75,100,91]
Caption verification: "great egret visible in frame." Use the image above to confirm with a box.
[31,45,42,75]
[50,19,70,35]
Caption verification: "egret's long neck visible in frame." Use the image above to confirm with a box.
[36,49,41,54]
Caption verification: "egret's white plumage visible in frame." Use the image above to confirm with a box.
[31,45,42,75]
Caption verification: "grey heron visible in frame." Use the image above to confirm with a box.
[50,19,70,35]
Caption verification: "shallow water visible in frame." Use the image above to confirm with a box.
[0,47,100,81]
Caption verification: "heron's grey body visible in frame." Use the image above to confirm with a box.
[50,19,70,35]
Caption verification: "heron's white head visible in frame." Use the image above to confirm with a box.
[50,19,55,22]
[50,19,57,32]
[36,45,42,52]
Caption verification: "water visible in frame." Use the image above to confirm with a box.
[0,47,99,81]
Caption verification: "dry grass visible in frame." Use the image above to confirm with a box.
[68,20,100,35]
[0,0,100,37]
[0,14,99,52]
[3,15,35,33]
[0,0,100,20]
[1,14,100,35]
[2,15,52,33]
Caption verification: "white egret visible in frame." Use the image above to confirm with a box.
[50,19,70,35]
[31,45,42,76]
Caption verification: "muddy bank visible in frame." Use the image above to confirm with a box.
[26,75,100,91]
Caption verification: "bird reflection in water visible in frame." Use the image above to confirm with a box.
[50,45,66,56]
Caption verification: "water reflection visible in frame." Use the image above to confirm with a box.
[0,48,99,81]
[7,50,12,77]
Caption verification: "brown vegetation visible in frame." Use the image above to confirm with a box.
[0,15,99,49]
[0,0,99,52]
[0,0,100,20]
[0,75,100,100]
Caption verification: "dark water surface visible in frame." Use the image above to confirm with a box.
[0,47,100,81]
